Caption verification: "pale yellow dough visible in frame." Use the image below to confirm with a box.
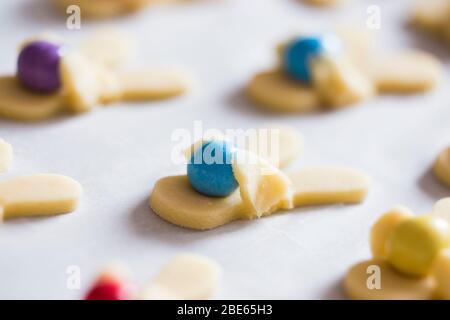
[0,140,13,173]
[141,254,221,300]
[431,197,450,223]
[0,76,64,122]
[184,125,303,170]
[303,0,342,7]
[344,259,436,300]
[0,174,82,220]
[432,249,450,299]
[370,206,413,259]
[411,0,450,44]
[433,147,450,188]
[118,69,190,101]
[312,55,374,108]
[232,150,293,218]
[250,30,442,113]
[373,51,442,93]
[79,29,135,70]
[247,70,321,113]
[53,0,150,19]
[150,166,369,230]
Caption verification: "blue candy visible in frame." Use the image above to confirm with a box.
[283,35,341,84]
[187,140,238,197]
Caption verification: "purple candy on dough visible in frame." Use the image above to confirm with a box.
[17,41,62,93]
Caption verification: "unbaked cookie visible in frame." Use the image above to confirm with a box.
[0,139,13,173]
[53,0,151,19]
[85,254,221,300]
[433,147,450,187]
[248,30,441,113]
[411,0,450,46]
[150,127,369,230]
[0,141,82,220]
[345,200,450,300]
[0,30,191,122]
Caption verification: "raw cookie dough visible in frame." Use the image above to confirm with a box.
[141,254,221,300]
[303,0,342,7]
[0,174,82,220]
[0,76,64,122]
[53,0,150,19]
[372,51,442,93]
[118,68,191,101]
[344,259,436,300]
[345,200,450,300]
[411,0,450,45]
[433,147,450,187]
[150,135,369,230]
[248,30,442,113]
[0,30,191,121]
[0,140,13,173]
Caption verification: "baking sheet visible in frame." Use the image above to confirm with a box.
[0,0,449,299]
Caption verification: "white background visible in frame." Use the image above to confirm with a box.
[0,0,449,299]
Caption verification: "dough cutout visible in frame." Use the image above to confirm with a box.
[0,76,64,122]
[183,125,303,169]
[0,30,191,121]
[150,132,369,230]
[141,254,221,300]
[248,29,442,113]
[345,199,450,300]
[0,174,82,220]
[411,0,450,45]
[0,140,13,173]
[344,259,436,300]
[433,147,450,188]
[53,0,151,19]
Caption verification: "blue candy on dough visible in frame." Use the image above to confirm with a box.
[187,140,239,197]
[283,34,341,83]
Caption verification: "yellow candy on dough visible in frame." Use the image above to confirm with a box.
[370,206,414,259]
[344,259,436,300]
[0,140,13,173]
[386,216,450,277]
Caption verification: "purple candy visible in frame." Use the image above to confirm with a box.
[17,41,62,93]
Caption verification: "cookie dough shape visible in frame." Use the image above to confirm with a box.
[411,0,450,44]
[0,140,12,173]
[53,0,150,19]
[249,31,442,113]
[247,70,321,113]
[0,76,64,121]
[431,197,450,223]
[373,51,442,93]
[0,174,82,220]
[140,254,221,300]
[433,147,450,188]
[150,166,369,230]
[118,68,191,101]
[344,259,436,300]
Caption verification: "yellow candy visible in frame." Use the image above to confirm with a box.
[387,216,450,277]
[370,206,413,259]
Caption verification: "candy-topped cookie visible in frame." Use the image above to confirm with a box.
[344,200,450,300]
[0,29,191,122]
[247,30,442,113]
[149,126,370,230]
